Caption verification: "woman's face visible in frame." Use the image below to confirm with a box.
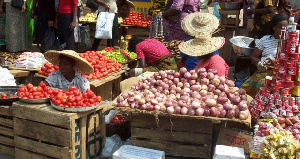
[273,20,288,39]
[59,57,75,76]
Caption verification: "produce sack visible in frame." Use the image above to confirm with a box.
[102,134,123,158]
[40,28,59,52]
[95,11,115,39]
[75,25,92,53]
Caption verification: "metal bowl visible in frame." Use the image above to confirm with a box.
[219,2,243,10]
[230,36,256,56]
[19,98,50,104]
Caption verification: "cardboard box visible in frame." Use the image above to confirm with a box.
[213,145,245,159]
[113,145,165,159]
[216,127,253,154]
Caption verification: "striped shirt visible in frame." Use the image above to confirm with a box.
[46,70,90,93]
[256,35,278,62]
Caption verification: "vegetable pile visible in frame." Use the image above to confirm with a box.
[50,86,102,107]
[0,52,20,64]
[38,62,59,76]
[116,68,250,120]
[17,82,53,99]
[121,11,151,27]
[79,51,122,80]
[154,35,182,55]
[100,48,137,63]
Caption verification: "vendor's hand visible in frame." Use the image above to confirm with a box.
[266,56,275,65]
[104,3,110,10]
[48,21,54,27]
[21,3,26,13]
[69,21,76,30]
[257,61,268,72]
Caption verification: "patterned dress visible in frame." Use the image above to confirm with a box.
[163,0,199,41]
[5,2,28,52]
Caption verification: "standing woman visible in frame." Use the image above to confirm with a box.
[162,0,199,41]
[91,0,118,51]
[3,0,28,52]
[55,0,78,50]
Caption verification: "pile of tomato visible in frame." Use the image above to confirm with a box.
[110,116,126,124]
[17,82,53,99]
[79,51,122,80]
[104,47,114,52]
[38,63,59,77]
[122,11,151,27]
[50,86,102,107]
[0,93,17,99]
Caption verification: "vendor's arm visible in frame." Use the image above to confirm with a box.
[135,43,146,68]
[70,0,78,30]
[251,48,263,66]
[137,58,146,68]
[94,0,110,9]
[246,0,275,15]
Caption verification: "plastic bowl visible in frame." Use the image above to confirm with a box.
[229,36,257,56]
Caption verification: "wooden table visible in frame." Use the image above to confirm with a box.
[8,65,42,85]
[9,70,30,78]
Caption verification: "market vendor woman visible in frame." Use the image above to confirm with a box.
[241,13,288,97]
[128,37,178,77]
[44,50,94,93]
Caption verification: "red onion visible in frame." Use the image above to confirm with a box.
[170,85,176,90]
[239,110,249,120]
[174,106,181,114]
[191,73,198,80]
[223,103,233,110]
[179,68,188,76]
[130,103,136,109]
[207,72,215,80]
[208,69,218,75]
[213,89,222,96]
[128,91,134,97]
[121,93,129,99]
[154,105,160,111]
[201,85,208,91]
[216,104,223,110]
[200,90,208,96]
[117,96,124,103]
[217,109,226,118]
[149,93,155,99]
[231,96,241,105]
[140,104,147,110]
[191,85,201,92]
[212,78,221,86]
[210,107,218,117]
[199,72,207,78]
[208,84,216,92]
[189,80,196,85]
[188,107,195,116]
[156,97,163,102]
[226,80,235,87]
[198,68,206,73]
[117,102,125,107]
[235,107,240,118]
[138,99,146,105]
[191,100,201,109]
[173,78,180,84]
[174,72,180,78]
[170,90,176,95]
[238,88,246,95]
[205,98,217,107]
[181,107,188,115]
[164,90,170,95]
[180,95,189,102]
[218,84,225,91]
[134,95,142,101]
[181,78,188,83]
[157,86,164,92]
[219,76,226,85]
[192,91,201,99]
[238,100,248,111]
[147,105,154,111]
[167,106,175,114]
[127,97,135,103]
[217,95,228,104]
[183,88,191,93]
[226,109,235,119]
[180,91,189,96]
[156,80,162,86]
[165,101,173,107]
[167,75,174,80]
[241,95,247,101]
[160,105,167,112]
[175,87,182,93]
[177,82,183,88]
[200,78,209,85]
[163,78,168,83]
[184,82,190,88]
[203,107,210,116]
[195,108,204,116]
[151,99,158,105]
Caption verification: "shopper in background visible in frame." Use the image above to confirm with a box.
[91,0,119,51]
[2,0,28,52]
[199,0,212,13]
[162,0,199,41]
[55,0,78,50]
[32,0,56,49]
[128,36,178,77]
[0,0,5,49]
[241,13,288,97]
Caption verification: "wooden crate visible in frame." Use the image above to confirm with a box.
[0,106,14,157]
[13,101,108,159]
[131,113,214,159]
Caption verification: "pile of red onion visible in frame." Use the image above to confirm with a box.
[116,68,249,120]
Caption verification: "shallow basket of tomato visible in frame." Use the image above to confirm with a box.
[18,97,50,104]
[50,102,102,113]
[0,86,19,105]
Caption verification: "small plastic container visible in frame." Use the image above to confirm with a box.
[282,74,292,81]
[281,88,290,96]
[286,45,296,54]
[289,53,300,60]
[278,67,287,74]
[285,81,295,88]
[287,39,299,47]
[285,60,296,67]
[278,52,289,60]
[287,67,297,75]
[275,80,285,87]
[264,76,272,87]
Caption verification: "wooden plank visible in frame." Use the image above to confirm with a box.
[14,118,71,147]
[12,102,73,129]
[112,75,122,100]
[0,117,13,128]
[131,113,214,133]
[0,144,14,157]
[15,136,71,159]
[0,135,14,147]
[131,127,212,145]
[9,70,30,78]
[132,139,211,158]
[0,126,14,137]
[0,106,12,117]
[15,148,52,159]
[80,116,87,159]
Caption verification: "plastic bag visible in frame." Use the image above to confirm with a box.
[102,134,123,158]
[105,110,116,124]
[41,28,59,52]
[74,18,81,43]
[75,25,92,52]
[95,12,115,39]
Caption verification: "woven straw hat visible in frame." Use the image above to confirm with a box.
[179,32,225,57]
[181,12,219,36]
[125,0,135,9]
[45,50,94,74]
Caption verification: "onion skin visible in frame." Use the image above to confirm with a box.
[205,98,217,107]
[203,107,210,116]
[179,68,188,76]
[223,103,233,111]
[238,100,248,111]
[188,107,195,116]
[239,110,249,120]
[167,106,175,114]
[217,95,228,104]
[198,68,206,73]
[210,107,218,117]
[226,80,235,87]
[226,109,235,119]
[195,108,204,116]
[184,72,192,80]
[235,107,240,118]
[174,106,181,114]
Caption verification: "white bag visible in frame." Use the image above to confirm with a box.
[95,11,115,39]
[74,18,81,43]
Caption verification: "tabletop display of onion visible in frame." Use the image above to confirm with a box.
[116,68,249,120]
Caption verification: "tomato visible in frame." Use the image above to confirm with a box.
[28,95,34,99]
[26,83,34,90]
[17,92,25,98]
[18,87,26,92]
[38,71,43,74]
[55,99,61,105]
[36,86,43,92]
[67,96,75,103]
[76,101,83,106]
[72,102,77,107]
[1,93,7,99]
[54,66,59,70]
[52,89,59,95]
[39,82,46,88]
[41,66,46,71]
[43,86,51,92]
[69,86,77,92]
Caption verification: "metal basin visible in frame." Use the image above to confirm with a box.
[219,2,242,10]
[230,36,256,56]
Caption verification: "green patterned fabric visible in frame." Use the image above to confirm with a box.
[143,55,178,72]
[26,0,34,46]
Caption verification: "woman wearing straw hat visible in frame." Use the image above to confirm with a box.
[127,36,178,77]
[179,32,229,77]
[180,12,220,71]
[44,50,94,93]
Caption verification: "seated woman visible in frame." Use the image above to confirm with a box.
[241,13,288,97]
[128,36,178,77]
[180,12,220,71]
[44,50,94,93]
